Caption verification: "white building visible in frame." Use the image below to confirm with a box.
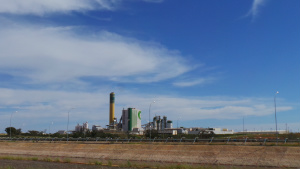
[75,122,89,132]
[83,122,89,131]
[75,124,82,132]
[57,130,66,134]
[92,125,103,131]
[122,108,142,132]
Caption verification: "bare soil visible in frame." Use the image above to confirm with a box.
[0,142,299,168]
[0,159,122,169]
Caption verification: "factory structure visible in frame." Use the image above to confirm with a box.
[75,122,89,132]
[70,92,235,135]
[106,92,143,134]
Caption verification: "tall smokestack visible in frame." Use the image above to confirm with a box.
[109,92,115,125]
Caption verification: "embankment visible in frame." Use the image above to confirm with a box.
[0,142,299,168]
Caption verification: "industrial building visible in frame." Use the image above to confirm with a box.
[92,125,103,131]
[75,122,89,132]
[152,116,173,130]
[101,92,235,136]
[105,92,143,133]
[121,108,142,132]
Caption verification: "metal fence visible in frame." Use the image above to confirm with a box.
[1,137,300,145]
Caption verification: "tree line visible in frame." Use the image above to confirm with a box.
[2,126,215,139]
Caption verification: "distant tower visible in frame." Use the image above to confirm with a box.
[109,92,115,125]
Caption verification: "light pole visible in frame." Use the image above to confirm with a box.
[274,91,279,144]
[49,122,53,138]
[67,108,75,142]
[149,101,155,140]
[10,111,17,139]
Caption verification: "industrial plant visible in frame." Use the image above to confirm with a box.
[67,92,235,136]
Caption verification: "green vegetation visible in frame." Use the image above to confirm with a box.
[54,158,60,162]
[107,160,112,166]
[126,160,132,167]
[0,157,15,160]
[0,166,16,169]
[88,160,102,165]
[2,124,300,141]
[30,157,38,161]
[4,127,21,136]
[94,161,102,165]
[42,157,52,162]
[63,158,71,163]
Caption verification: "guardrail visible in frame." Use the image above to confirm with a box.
[1,137,300,145]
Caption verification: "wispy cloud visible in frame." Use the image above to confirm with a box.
[0,22,191,84]
[0,0,121,15]
[246,0,267,20]
[173,78,215,87]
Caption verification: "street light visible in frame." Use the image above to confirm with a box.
[49,122,53,138]
[67,108,75,142]
[149,101,155,140]
[10,111,17,139]
[274,91,279,144]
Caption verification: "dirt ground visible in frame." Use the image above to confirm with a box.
[0,159,122,169]
[0,159,285,169]
[0,142,300,168]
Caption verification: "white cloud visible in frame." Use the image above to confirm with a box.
[246,0,267,20]
[0,23,191,84]
[173,78,215,87]
[0,88,293,132]
[0,0,121,15]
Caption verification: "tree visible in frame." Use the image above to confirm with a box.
[5,127,17,135]
[16,128,22,135]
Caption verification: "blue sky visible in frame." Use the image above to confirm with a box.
[0,0,299,133]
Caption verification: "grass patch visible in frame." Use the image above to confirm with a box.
[54,158,60,162]
[63,158,71,163]
[126,160,132,167]
[30,157,38,161]
[94,161,102,165]
[88,160,102,165]
[0,166,16,169]
[0,156,14,160]
[15,157,23,160]
[42,157,52,162]
[107,160,112,166]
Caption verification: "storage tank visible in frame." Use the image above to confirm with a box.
[157,120,161,131]
[153,117,157,130]
[163,116,167,130]
[83,121,88,131]
[167,120,173,128]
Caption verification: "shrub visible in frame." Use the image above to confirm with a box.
[94,161,102,165]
